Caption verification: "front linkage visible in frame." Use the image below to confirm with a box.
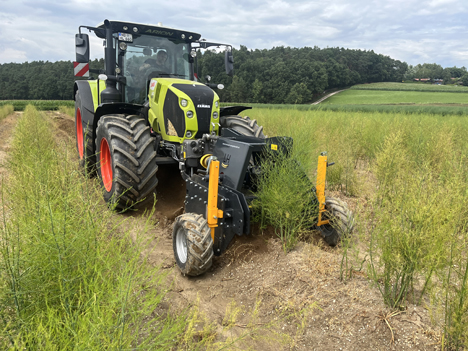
[172,135,354,276]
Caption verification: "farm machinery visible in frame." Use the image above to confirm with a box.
[73,20,354,276]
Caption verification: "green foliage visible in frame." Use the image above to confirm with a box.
[58,105,74,117]
[252,142,318,251]
[285,83,310,104]
[369,131,458,308]
[403,63,467,83]
[0,100,74,111]
[0,106,189,349]
[461,73,468,87]
[194,45,407,103]
[0,104,14,121]
[247,108,468,346]
[0,59,103,100]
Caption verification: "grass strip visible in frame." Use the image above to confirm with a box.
[0,104,14,122]
[351,82,468,93]
[221,102,468,116]
[0,105,189,349]
[0,100,74,111]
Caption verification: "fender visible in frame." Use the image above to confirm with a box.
[219,105,252,117]
[91,103,146,155]
[74,80,95,138]
[75,79,147,155]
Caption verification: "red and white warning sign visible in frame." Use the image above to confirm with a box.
[74,62,89,77]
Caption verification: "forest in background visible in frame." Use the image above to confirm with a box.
[0,45,465,103]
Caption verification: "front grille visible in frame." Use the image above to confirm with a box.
[172,84,214,138]
[163,89,185,137]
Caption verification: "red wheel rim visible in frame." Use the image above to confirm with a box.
[100,138,113,192]
[76,108,84,159]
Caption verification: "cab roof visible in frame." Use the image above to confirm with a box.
[96,20,201,43]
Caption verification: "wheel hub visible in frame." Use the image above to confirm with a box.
[176,227,188,264]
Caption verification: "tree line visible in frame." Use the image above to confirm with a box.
[0,59,104,101]
[198,46,408,103]
[404,63,468,85]
[2,45,463,103]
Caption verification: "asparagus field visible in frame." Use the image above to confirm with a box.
[1,102,467,349]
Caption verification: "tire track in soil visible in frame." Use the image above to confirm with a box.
[47,111,441,350]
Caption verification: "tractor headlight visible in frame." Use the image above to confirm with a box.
[186,131,192,138]
[215,101,219,108]
[213,112,218,119]
[181,99,188,107]
[119,42,127,51]
[186,111,194,118]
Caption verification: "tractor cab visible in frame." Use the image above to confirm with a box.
[75,20,233,105]
[119,36,192,103]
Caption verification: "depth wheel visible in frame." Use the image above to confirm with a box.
[318,197,354,246]
[75,91,96,175]
[220,115,266,138]
[95,114,158,211]
[173,213,214,276]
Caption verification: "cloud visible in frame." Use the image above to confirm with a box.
[0,48,28,62]
[0,0,467,67]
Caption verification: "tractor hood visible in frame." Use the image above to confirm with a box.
[147,78,220,143]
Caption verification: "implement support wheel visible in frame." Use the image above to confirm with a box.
[173,213,214,276]
[318,197,354,246]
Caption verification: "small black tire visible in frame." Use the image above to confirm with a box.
[173,213,214,276]
[95,114,158,211]
[318,197,354,246]
[220,115,266,138]
[75,91,96,175]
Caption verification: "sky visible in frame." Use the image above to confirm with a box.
[0,0,467,68]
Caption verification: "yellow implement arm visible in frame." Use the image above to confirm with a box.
[316,153,330,227]
[207,159,224,241]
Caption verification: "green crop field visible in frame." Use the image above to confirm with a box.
[1,102,468,348]
[322,89,468,105]
[244,107,468,347]
[351,82,468,93]
[0,100,74,111]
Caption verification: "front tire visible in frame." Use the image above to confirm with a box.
[95,114,158,211]
[318,197,354,246]
[173,213,214,276]
[220,115,266,138]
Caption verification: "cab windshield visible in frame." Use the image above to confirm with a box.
[120,35,191,103]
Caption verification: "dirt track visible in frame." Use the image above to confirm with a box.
[1,111,441,350]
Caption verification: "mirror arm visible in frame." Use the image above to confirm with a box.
[79,25,105,37]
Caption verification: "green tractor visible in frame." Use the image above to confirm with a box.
[74,19,354,276]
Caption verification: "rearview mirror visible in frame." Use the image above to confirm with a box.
[75,34,90,63]
[225,50,234,76]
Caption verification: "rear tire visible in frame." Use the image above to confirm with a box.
[173,213,213,276]
[318,197,354,246]
[75,91,96,175]
[95,114,158,211]
[220,115,266,138]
